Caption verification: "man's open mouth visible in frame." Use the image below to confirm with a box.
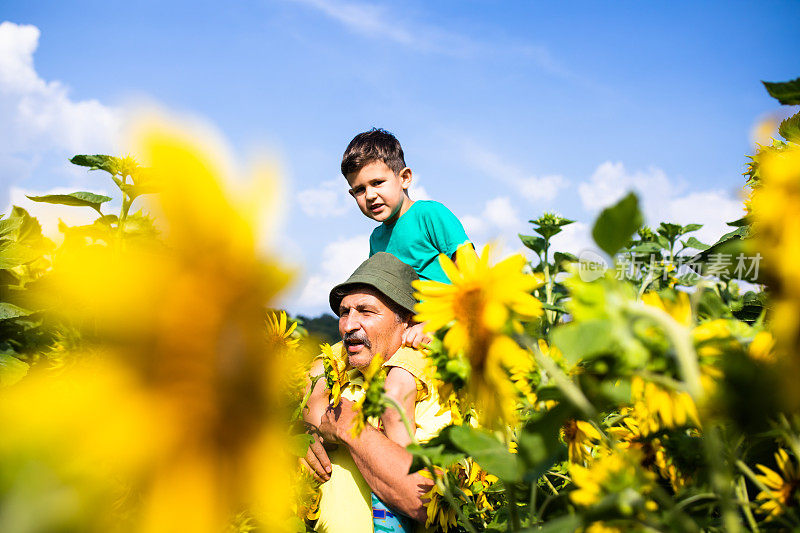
[344,334,370,352]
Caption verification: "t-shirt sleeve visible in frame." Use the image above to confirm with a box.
[422,202,470,258]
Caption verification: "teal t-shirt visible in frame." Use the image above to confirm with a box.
[369,200,470,283]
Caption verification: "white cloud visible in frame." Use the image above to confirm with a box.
[293,0,570,76]
[463,144,568,203]
[461,196,523,244]
[0,22,122,197]
[294,0,416,47]
[578,161,676,212]
[408,174,431,201]
[577,160,745,248]
[550,221,596,256]
[0,22,122,155]
[294,233,370,313]
[296,178,352,217]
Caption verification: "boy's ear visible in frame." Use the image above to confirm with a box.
[399,167,412,190]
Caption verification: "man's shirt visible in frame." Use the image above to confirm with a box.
[314,342,452,533]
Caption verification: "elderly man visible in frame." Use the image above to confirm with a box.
[302,252,450,532]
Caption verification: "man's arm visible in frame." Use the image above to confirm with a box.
[301,359,332,483]
[318,398,432,523]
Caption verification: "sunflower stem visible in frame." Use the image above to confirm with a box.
[292,374,322,421]
[530,339,595,418]
[736,475,760,533]
[383,395,419,446]
[624,300,702,401]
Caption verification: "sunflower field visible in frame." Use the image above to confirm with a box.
[0,78,799,532]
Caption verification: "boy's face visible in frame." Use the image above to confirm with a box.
[346,160,412,223]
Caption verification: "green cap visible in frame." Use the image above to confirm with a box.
[329,252,419,315]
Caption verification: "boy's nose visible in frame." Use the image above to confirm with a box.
[365,186,377,200]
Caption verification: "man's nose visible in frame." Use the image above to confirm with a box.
[341,310,361,333]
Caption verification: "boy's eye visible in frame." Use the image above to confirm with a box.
[351,187,365,196]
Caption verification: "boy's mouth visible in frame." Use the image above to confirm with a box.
[368,203,384,214]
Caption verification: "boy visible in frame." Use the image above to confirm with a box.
[341,128,471,347]
[339,128,470,531]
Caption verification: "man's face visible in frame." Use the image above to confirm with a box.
[346,160,412,224]
[337,287,408,368]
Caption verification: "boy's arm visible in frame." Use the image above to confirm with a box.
[301,358,333,483]
[380,366,417,447]
[401,322,432,349]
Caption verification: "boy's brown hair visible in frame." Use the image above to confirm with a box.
[341,128,407,177]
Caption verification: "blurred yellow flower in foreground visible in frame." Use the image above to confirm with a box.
[749,143,800,407]
[642,291,692,327]
[3,118,297,532]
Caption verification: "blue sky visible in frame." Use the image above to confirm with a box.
[1,1,798,314]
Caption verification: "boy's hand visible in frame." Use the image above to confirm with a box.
[401,322,431,349]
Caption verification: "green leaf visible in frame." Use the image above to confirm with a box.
[288,433,314,457]
[625,242,662,255]
[120,183,160,199]
[763,77,800,106]
[0,215,23,237]
[70,154,121,175]
[657,222,683,242]
[553,251,578,265]
[519,514,581,533]
[519,234,546,256]
[778,111,800,142]
[447,425,521,481]
[407,443,464,474]
[517,403,572,482]
[0,353,29,387]
[682,223,703,234]
[682,236,710,251]
[0,303,31,321]
[27,192,112,210]
[0,241,42,269]
[726,216,749,227]
[592,192,643,256]
[551,320,615,365]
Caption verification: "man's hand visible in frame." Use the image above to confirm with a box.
[318,398,359,444]
[401,322,432,349]
[301,427,332,483]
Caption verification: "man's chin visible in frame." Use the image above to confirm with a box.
[346,349,374,369]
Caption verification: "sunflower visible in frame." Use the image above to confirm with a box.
[350,353,387,436]
[414,243,544,359]
[630,376,699,436]
[266,310,299,350]
[570,448,657,511]
[419,468,459,532]
[607,414,687,492]
[754,448,800,518]
[561,419,603,464]
[414,244,543,425]
[320,342,349,407]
